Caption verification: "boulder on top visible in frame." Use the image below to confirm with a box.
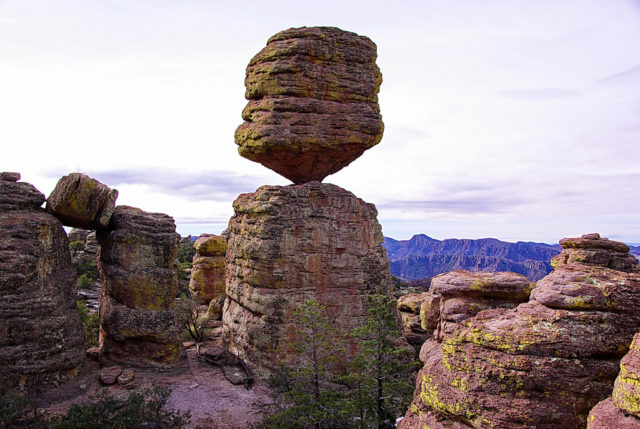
[552,232,637,272]
[46,173,118,230]
[235,26,384,184]
[194,234,227,257]
[0,172,45,211]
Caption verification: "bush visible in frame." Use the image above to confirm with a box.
[69,240,85,253]
[48,387,191,429]
[177,241,196,264]
[72,258,98,280]
[76,301,99,348]
[77,273,93,289]
[0,388,46,428]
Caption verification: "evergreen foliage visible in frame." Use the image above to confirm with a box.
[76,300,99,348]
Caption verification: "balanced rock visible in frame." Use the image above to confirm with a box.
[588,332,640,428]
[97,205,181,367]
[189,234,226,305]
[0,174,85,388]
[235,26,384,184]
[552,232,637,272]
[400,235,640,429]
[47,173,118,230]
[222,182,393,376]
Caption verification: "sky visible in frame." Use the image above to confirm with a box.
[1,0,639,244]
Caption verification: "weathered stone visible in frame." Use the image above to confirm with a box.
[86,346,100,361]
[552,232,637,271]
[206,294,226,321]
[97,206,181,368]
[400,235,640,429]
[189,237,226,305]
[0,173,45,212]
[193,234,227,257]
[46,173,118,229]
[419,293,441,332]
[0,177,85,389]
[0,172,20,182]
[398,293,428,314]
[235,26,384,184]
[430,270,532,300]
[99,366,122,385]
[68,227,91,244]
[588,398,640,429]
[222,182,392,377]
[117,368,135,385]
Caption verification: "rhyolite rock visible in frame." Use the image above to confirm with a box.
[588,332,640,428]
[235,26,384,184]
[400,235,640,429]
[222,182,393,377]
[97,205,181,368]
[0,173,85,388]
[189,234,227,305]
[552,232,637,272]
[397,293,432,351]
[47,173,118,230]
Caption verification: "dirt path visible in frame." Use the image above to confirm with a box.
[36,346,272,428]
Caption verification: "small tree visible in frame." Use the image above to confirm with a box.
[261,300,351,429]
[349,294,418,429]
[174,294,207,356]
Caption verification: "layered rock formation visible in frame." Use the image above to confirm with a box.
[222,182,392,376]
[46,173,118,230]
[588,332,640,428]
[400,234,640,429]
[0,173,85,388]
[189,234,227,305]
[397,293,432,350]
[235,26,383,184]
[97,205,181,368]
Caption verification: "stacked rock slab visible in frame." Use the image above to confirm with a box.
[588,332,640,428]
[0,173,84,388]
[189,234,227,307]
[398,293,433,351]
[47,173,118,230]
[400,234,640,429]
[222,182,393,377]
[97,205,181,368]
[234,26,384,184]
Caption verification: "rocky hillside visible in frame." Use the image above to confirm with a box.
[384,234,560,281]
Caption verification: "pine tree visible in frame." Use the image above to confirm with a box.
[349,294,418,429]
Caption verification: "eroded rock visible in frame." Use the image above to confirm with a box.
[235,26,384,184]
[47,173,118,230]
[0,174,84,389]
[97,205,181,368]
[400,235,640,429]
[189,234,226,305]
[222,182,392,377]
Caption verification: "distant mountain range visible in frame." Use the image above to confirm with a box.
[383,234,561,281]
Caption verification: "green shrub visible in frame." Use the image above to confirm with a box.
[77,273,93,289]
[177,241,196,264]
[0,388,46,428]
[72,258,98,280]
[49,387,191,429]
[69,240,85,252]
[76,301,99,348]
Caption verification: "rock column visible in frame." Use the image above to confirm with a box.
[97,205,181,367]
[0,172,85,388]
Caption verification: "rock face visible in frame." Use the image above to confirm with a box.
[47,173,118,230]
[97,205,181,368]
[397,293,433,351]
[588,332,640,428]
[552,232,637,271]
[189,234,227,305]
[235,26,384,184]
[222,182,393,376]
[0,173,85,388]
[400,234,640,429]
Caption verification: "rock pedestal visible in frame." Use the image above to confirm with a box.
[189,234,227,305]
[222,182,393,377]
[235,26,384,184]
[97,205,181,368]
[400,234,640,429]
[0,173,85,388]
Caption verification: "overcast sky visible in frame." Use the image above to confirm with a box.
[1,0,639,244]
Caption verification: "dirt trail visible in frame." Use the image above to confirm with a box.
[36,346,271,428]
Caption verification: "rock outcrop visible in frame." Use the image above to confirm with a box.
[47,173,118,230]
[222,182,393,377]
[97,205,181,368]
[588,332,640,428]
[0,173,85,388]
[235,26,383,184]
[189,234,227,305]
[400,234,640,429]
[397,293,433,351]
